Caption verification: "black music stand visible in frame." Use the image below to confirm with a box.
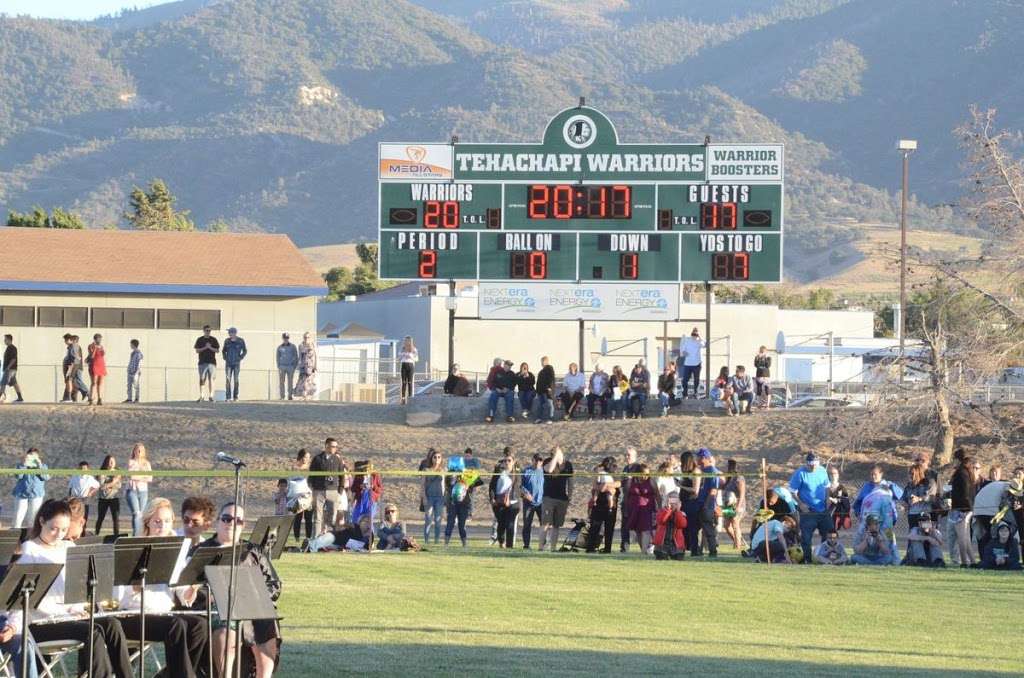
[0,563,63,678]
[173,546,243,678]
[0,529,28,565]
[112,536,185,678]
[206,564,278,678]
[72,534,108,546]
[246,515,294,560]
[65,543,115,678]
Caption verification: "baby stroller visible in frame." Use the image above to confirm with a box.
[559,519,590,552]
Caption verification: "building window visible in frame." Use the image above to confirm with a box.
[91,308,156,329]
[0,306,34,327]
[157,309,220,330]
[38,306,88,328]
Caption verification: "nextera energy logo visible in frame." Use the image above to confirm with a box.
[550,288,602,314]
[615,288,669,314]
[481,288,536,312]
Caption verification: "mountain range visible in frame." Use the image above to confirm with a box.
[1,0,1020,273]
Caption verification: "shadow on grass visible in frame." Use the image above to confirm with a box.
[276,641,1010,677]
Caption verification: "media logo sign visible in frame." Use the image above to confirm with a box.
[379,143,453,179]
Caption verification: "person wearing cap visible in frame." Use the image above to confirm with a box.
[221,327,248,402]
[193,324,220,402]
[677,327,705,399]
[694,448,720,557]
[520,453,545,549]
[485,359,516,423]
[979,521,1022,570]
[276,332,299,400]
[789,452,831,563]
[851,514,892,565]
[903,512,945,567]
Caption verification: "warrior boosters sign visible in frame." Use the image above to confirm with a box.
[378,105,783,283]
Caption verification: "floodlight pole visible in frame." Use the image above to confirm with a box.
[897,140,916,383]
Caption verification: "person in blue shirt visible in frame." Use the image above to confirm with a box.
[520,453,545,549]
[695,448,720,557]
[789,452,831,563]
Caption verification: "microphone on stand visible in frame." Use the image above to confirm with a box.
[214,451,246,467]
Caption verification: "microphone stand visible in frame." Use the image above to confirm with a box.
[136,546,152,678]
[220,457,245,678]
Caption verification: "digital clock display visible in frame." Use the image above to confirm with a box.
[527,185,632,219]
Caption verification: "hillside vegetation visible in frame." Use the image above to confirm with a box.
[0,0,1014,270]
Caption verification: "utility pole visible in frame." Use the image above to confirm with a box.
[897,139,917,383]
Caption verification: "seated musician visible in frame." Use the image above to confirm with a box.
[117,498,208,678]
[179,496,216,555]
[11,499,134,678]
[199,503,281,678]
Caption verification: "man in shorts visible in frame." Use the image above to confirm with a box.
[540,446,574,551]
[0,334,24,403]
[194,325,220,402]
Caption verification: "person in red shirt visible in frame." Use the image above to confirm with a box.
[87,333,107,406]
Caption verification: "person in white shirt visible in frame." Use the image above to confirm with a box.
[68,460,99,523]
[398,335,419,405]
[13,499,134,678]
[677,327,705,399]
[586,364,611,419]
[559,363,586,420]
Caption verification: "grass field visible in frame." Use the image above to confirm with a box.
[273,546,1023,677]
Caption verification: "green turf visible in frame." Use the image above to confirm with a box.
[273,546,1022,677]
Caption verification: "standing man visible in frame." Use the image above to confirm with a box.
[540,446,574,551]
[276,333,298,400]
[193,325,220,402]
[221,327,248,402]
[620,447,642,552]
[534,356,556,424]
[520,453,545,549]
[695,448,720,557]
[0,334,24,403]
[789,452,831,564]
[677,327,705,399]
[309,438,343,536]
[125,339,143,404]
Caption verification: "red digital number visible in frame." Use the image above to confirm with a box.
[510,252,527,278]
[620,253,639,280]
[701,202,737,230]
[611,185,631,218]
[442,201,459,228]
[528,251,547,279]
[733,252,749,279]
[587,187,607,217]
[553,185,572,219]
[423,201,440,228]
[418,250,437,278]
[528,186,549,219]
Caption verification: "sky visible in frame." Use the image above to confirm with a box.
[1,0,165,20]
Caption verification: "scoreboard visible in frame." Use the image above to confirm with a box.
[378,106,783,283]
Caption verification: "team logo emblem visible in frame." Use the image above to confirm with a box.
[563,114,596,149]
[406,146,428,162]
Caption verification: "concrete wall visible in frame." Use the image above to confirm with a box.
[1,292,316,402]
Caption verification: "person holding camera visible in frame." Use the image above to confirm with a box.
[851,514,891,565]
[12,447,50,527]
[903,512,945,567]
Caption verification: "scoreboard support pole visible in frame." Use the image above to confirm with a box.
[447,279,456,375]
[705,282,712,399]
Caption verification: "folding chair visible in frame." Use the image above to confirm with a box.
[0,646,13,678]
[35,639,84,678]
[126,639,163,674]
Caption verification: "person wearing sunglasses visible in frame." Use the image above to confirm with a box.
[198,503,281,678]
[376,504,407,550]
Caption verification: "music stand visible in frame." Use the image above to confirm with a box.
[206,564,278,678]
[0,563,63,678]
[173,546,243,678]
[72,534,108,546]
[246,515,294,560]
[112,536,185,678]
[0,530,25,568]
[65,543,115,678]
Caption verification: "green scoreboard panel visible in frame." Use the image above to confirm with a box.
[379,106,783,283]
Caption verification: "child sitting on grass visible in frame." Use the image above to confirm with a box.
[813,529,848,565]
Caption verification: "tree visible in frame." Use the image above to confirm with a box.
[6,206,85,228]
[124,179,195,231]
[323,243,396,300]
[355,243,379,268]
